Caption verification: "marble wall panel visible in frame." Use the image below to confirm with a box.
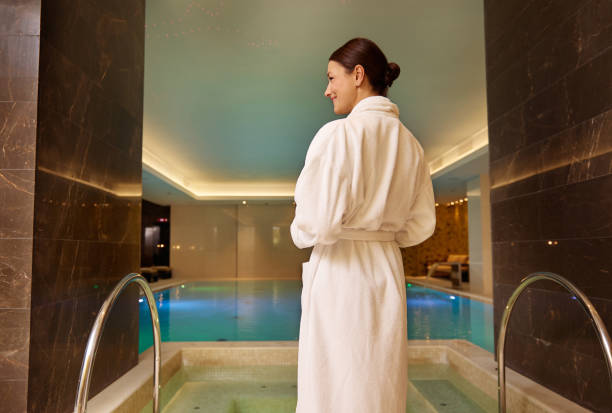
[0,238,32,315]
[40,0,144,119]
[493,283,612,361]
[485,0,612,410]
[24,0,145,411]
[487,0,612,121]
[0,1,40,410]
[492,238,612,299]
[0,102,37,169]
[27,287,138,412]
[503,327,611,410]
[0,0,40,35]
[0,35,39,102]
[483,0,528,48]
[0,309,30,382]
[490,109,612,194]
[28,171,142,412]
[30,239,140,308]
[492,174,612,243]
[0,379,27,413]
[33,170,141,244]
[0,170,35,239]
[489,47,612,162]
[485,0,589,88]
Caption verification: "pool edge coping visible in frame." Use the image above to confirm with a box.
[143,277,495,306]
[405,277,494,305]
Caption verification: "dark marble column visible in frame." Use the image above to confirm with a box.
[0,1,40,411]
[0,0,144,412]
[24,0,146,411]
[485,0,612,411]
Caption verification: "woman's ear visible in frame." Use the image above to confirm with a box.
[353,64,366,87]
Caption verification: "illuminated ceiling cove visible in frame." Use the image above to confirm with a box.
[143,0,488,202]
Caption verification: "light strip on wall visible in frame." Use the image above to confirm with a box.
[428,127,489,178]
[142,147,201,198]
[38,166,142,197]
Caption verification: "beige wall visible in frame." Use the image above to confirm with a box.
[170,205,237,279]
[467,174,493,298]
[480,174,493,297]
[170,204,311,279]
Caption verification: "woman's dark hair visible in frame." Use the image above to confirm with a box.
[329,37,400,97]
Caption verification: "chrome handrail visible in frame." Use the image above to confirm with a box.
[73,273,161,413]
[497,272,612,412]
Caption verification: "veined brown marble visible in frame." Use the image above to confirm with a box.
[485,0,612,411]
[0,1,40,410]
[24,0,146,410]
[0,0,145,412]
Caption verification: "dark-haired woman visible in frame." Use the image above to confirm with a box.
[291,38,436,412]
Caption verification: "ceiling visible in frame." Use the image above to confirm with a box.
[142,0,488,203]
[431,147,489,204]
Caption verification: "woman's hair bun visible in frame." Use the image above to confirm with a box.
[385,62,401,87]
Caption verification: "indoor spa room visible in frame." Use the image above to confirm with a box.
[2,0,611,412]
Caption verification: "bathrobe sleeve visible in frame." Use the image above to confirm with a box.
[290,120,351,249]
[395,155,436,248]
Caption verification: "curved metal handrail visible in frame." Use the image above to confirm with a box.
[73,273,162,413]
[497,272,612,412]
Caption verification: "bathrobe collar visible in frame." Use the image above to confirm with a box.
[347,95,399,119]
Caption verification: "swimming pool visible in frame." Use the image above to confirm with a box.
[139,280,494,354]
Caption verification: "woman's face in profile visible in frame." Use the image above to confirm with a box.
[324,60,358,115]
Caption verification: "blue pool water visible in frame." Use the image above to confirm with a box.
[139,281,494,354]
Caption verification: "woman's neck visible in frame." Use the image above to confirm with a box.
[350,89,381,112]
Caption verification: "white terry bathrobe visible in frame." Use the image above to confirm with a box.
[290,95,436,413]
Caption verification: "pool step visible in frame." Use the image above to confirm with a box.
[163,381,296,413]
[232,396,297,413]
[412,380,488,413]
[162,380,489,413]
[157,364,497,413]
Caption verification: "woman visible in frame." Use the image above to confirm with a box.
[290,38,436,413]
